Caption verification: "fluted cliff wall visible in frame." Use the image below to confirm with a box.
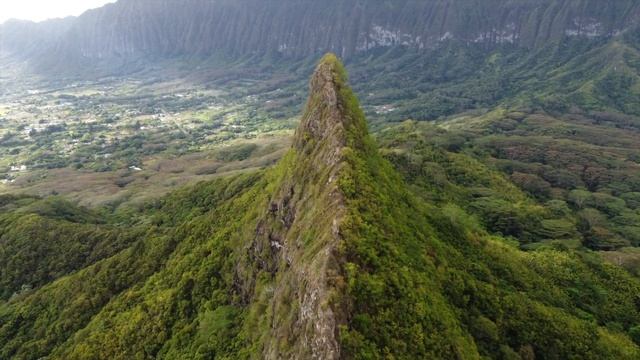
[1,0,639,71]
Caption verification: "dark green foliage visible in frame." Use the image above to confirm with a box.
[0,197,142,300]
[0,173,262,359]
[1,55,640,360]
[339,125,640,358]
[324,59,640,359]
[630,326,640,345]
[377,106,640,251]
[596,71,637,113]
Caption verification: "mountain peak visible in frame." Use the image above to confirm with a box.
[294,53,369,162]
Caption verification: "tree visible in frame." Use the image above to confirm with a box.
[511,172,552,198]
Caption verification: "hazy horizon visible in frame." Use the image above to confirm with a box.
[0,0,116,24]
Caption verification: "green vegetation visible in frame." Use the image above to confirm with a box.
[1,54,640,359]
[0,74,294,206]
[326,56,640,359]
[0,195,141,300]
[374,106,640,252]
[3,29,640,215]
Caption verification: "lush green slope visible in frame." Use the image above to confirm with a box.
[236,26,640,126]
[0,174,262,359]
[374,103,640,251]
[336,35,627,125]
[0,195,142,300]
[2,55,640,359]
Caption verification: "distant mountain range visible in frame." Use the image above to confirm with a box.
[1,0,639,75]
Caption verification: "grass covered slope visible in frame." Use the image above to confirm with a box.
[0,195,141,300]
[322,55,640,359]
[1,54,640,359]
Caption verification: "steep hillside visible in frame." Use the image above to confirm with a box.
[0,195,141,300]
[2,54,640,359]
[1,0,639,74]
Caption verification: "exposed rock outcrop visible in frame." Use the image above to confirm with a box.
[237,54,357,359]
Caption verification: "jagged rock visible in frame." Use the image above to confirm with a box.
[237,54,356,359]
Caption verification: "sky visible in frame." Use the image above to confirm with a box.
[0,0,116,24]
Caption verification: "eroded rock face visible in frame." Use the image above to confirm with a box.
[2,0,639,74]
[294,56,350,167]
[238,55,353,359]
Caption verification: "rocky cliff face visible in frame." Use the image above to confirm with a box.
[0,18,71,58]
[2,0,639,73]
[238,54,353,359]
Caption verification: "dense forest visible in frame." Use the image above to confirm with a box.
[1,0,640,358]
[1,55,640,359]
